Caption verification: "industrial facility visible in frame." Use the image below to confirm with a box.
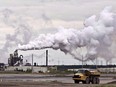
[4,50,53,73]
[0,50,114,73]
[8,50,23,66]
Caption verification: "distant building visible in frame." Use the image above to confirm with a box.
[5,66,48,73]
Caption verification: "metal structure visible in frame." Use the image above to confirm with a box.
[8,50,23,66]
[46,50,48,67]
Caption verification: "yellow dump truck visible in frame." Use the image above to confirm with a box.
[72,69,100,84]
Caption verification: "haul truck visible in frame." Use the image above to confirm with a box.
[72,69,100,84]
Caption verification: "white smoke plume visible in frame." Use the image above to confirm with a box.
[0,9,32,63]
[18,6,115,61]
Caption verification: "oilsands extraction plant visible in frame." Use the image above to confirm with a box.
[0,49,116,73]
[5,50,51,73]
[8,50,23,66]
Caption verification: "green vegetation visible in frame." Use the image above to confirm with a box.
[47,69,74,74]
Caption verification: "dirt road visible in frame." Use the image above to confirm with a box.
[0,81,116,87]
[0,74,116,87]
[0,74,115,84]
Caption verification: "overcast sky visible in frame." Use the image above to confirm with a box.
[0,0,116,65]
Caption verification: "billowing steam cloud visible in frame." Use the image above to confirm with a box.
[0,9,32,63]
[18,6,115,61]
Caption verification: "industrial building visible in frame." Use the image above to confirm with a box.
[6,50,116,73]
[6,50,51,73]
[8,50,23,66]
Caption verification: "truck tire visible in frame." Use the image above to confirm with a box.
[83,77,90,84]
[92,77,97,84]
[96,77,100,84]
[74,80,79,84]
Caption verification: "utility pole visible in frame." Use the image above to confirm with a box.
[32,54,33,73]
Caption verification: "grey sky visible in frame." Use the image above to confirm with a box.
[0,0,116,20]
[0,0,116,64]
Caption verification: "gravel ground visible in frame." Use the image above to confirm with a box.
[0,74,116,87]
[0,81,116,87]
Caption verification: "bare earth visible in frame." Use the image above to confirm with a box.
[0,74,116,87]
[0,81,116,87]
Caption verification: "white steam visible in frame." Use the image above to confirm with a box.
[18,7,115,61]
[0,9,32,63]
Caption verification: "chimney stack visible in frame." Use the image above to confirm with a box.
[46,50,48,67]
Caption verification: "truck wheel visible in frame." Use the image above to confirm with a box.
[92,77,96,84]
[83,77,90,84]
[74,80,79,84]
[96,77,100,84]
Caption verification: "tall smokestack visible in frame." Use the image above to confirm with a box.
[46,50,48,67]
